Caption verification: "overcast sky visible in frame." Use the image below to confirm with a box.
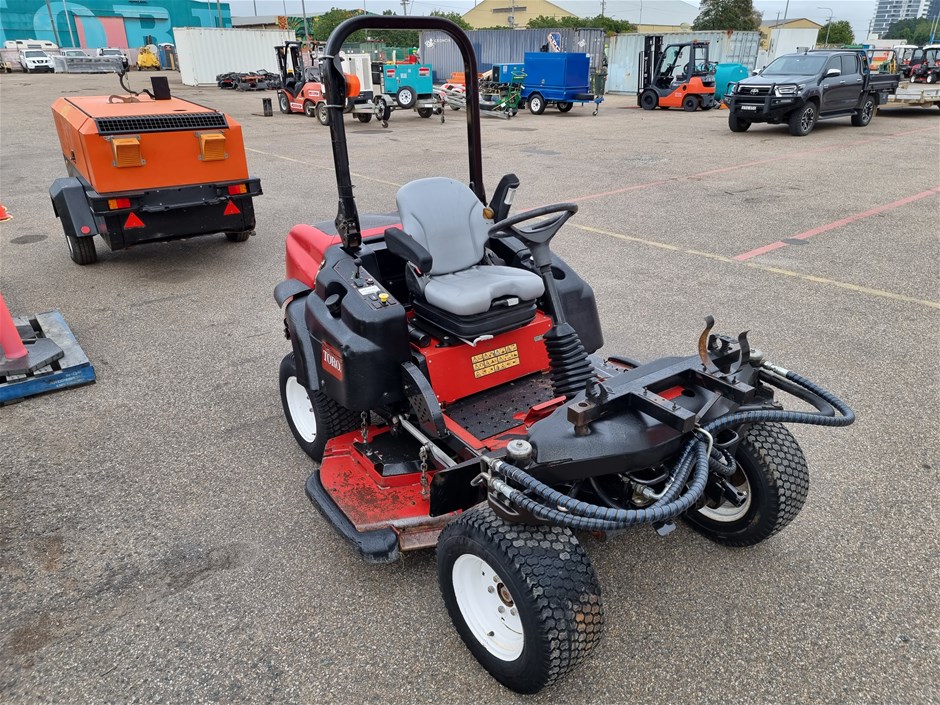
[225,1,879,41]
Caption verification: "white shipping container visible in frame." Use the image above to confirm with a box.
[174,27,296,86]
[606,31,760,94]
[756,28,820,70]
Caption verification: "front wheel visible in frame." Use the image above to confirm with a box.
[556,101,573,112]
[788,102,817,136]
[315,102,330,126]
[851,95,876,126]
[728,113,751,132]
[437,504,604,694]
[278,92,290,113]
[303,100,316,118]
[684,423,809,546]
[527,93,545,115]
[279,353,358,461]
[66,234,97,265]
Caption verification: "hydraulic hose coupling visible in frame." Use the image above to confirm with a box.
[761,361,790,377]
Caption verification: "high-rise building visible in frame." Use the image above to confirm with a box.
[871,0,932,37]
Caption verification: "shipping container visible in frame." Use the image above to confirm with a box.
[418,28,605,83]
[175,27,295,86]
[606,31,760,94]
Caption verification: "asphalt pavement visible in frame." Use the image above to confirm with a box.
[1,70,938,704]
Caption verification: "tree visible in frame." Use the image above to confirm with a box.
[309,8,366,43]
[367,10,472,48]
[817,20,853,46]
[692,0,762,32]
[525,14,636,34]
[885,17,937,44]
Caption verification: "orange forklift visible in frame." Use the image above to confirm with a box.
[638,36,717,112]
[50,74,262,265]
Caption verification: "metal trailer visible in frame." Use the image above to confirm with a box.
[881,81,940,109]
[51,55,124,74]
[519,52,602,116]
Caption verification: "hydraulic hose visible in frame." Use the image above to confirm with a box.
[486,363,854,532]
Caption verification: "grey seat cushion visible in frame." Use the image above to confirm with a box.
[424,265,544,316]
[396,177,545,317]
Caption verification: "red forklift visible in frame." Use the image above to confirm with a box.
[275,41,328,120]
[637,36,717,111]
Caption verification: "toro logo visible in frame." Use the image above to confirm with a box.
[321,343,344,380]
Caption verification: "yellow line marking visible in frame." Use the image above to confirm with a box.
[574,224,940,310]
[245,147,403,188]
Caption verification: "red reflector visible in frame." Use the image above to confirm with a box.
[108,197,131,210]
[80,225,91,234]
[124,212,145,229]
[227,184,248,195]
[223,199,241,216]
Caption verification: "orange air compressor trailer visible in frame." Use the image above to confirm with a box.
[49,77,262,264]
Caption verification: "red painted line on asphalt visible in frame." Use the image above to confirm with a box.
[569,126,937,204]
[733,185,940,261]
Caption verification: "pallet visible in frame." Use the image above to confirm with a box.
[0,310,96,405]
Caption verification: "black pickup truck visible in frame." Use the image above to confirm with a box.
[726,50,900,136]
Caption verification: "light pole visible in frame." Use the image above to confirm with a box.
[819,7,834,45]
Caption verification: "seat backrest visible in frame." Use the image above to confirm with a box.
[396,177,491,275]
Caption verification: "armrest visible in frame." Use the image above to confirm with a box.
[384,227,433,273]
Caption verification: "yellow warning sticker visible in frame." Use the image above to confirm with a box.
[471,344,520,378]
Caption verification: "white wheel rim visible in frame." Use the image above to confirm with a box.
[532,97,542,110]
[285,376,318,443]
[400,89,413,104]
[452,554,524,661]
[698,464,752,522]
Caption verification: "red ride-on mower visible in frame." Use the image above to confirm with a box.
[274,16,856,694]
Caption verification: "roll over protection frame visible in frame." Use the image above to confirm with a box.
[321,16,485,253]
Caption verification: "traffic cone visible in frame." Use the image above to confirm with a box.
[0,293,28,360]
[0,203,11,222]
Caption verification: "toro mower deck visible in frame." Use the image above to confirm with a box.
[274,16,855,695]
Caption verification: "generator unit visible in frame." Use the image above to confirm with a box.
[49,76,262,265]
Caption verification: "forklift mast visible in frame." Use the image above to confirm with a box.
[639,35,663,91]
[277,41,305,91]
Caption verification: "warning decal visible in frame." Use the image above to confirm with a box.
[471,344,520,378]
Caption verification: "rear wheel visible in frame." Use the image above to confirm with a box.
[437,504,604,695]
[278,92,290,113]
[851,94,876,126]
[788,102,817,136]
[303,100,316,118]
[728,113,751,132]
[279,353,358,462]
[639,89,658,110]
[527,93,546,115]
[356,113,373,123]
[315,102,330,126]
[684,423,809,546]
[225,230,252,243]
[682,94,699,111]
[417,107,433,118]
[557,101,573,112]
[66,234,97,265]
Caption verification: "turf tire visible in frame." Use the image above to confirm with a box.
[437,504,604,694]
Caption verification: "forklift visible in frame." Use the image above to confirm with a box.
[275,41,326,119]
[637,36,717,112]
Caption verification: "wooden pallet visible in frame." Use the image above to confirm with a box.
[0,310,96,405]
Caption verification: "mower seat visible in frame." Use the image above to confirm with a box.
[391,177,544,337]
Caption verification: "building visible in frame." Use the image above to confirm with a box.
[759,17,821,50]
[871,0,932,37]
[0,0,231,49]
[462,0,575,29]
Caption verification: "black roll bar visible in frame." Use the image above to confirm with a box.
[321,16,484,252]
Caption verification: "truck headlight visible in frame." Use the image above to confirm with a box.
[774,84,799,96]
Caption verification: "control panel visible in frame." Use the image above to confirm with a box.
[348,257,397,311]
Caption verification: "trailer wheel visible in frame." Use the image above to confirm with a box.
[556,101,573,112]
[316,102,330,126]
[225,230,252,243]
[356,113,373,123]
[682,95,699,111]
[278,92,290,114]
[851,95,876,126]
[437,504,604,695]
[66,234,97,265]
[395,86,416,109]
[684,423,809,546]
[728,113,751,132]
[279,353,358,462]
[417,107,433,118]
[639,89,658,110]
[527,93,546,115]
[788,102,817,136]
